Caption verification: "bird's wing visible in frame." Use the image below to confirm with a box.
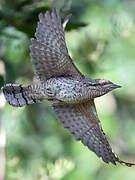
[30,9,83,81]
[53,101,134,166]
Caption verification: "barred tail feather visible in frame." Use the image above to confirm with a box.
[2,84,41,107]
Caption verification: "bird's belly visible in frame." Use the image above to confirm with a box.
[56,87,85,103]
[50,78,89,103]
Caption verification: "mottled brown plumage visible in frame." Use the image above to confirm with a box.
[31,9,82,81]
[1,9,134,166]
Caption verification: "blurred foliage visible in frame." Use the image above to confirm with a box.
[0,0,135,179]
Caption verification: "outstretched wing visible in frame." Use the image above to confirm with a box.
[30,9,83,81]
[53,101,134,166]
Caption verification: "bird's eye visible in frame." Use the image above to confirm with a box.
[99,79,110,86]
[102,82,107,85]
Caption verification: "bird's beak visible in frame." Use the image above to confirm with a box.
[112,84,121,89]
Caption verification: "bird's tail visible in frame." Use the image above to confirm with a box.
[1,83,44,107]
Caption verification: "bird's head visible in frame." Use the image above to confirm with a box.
[86,78,121,98]
[97,79,121,89]
[94,79,121,96]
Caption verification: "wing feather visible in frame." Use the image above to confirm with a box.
[53,101,134,166]
[30,9,83,80]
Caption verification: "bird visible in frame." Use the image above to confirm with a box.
[1,8,134,167]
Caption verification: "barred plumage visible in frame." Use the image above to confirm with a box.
[2,83,46,107]
[1,8,134,166]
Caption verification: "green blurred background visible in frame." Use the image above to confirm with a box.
[0,0,135,179]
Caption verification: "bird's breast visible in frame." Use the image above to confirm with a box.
[46,77,90,103]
